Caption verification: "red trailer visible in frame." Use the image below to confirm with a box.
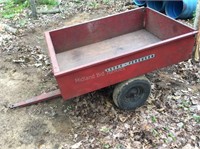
[10,8,198,110]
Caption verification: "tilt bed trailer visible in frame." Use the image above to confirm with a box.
[10,8,198,110]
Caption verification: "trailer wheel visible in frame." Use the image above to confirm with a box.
[113,76,151,110]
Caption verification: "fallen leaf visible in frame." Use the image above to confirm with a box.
[118,114,128,122]
[70,141,82,149]
[182,144,198,149]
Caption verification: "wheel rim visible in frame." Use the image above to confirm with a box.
[113,77,151,110]
[124,86,144,103]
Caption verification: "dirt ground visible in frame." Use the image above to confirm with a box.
[0,1,200,149]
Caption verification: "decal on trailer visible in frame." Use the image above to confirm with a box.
[105,54,155,72]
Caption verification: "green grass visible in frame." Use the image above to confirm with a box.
[193,114,200,123]
[38,0,58,5]
[0,0,58,19]
[102,0,110,5]
[88,0,99,9]
[152,129,160,137]
[100,126,110,133]
[103,144,110,149]
[13,0,26,4]
[74,0,81,4]
[151,116,157,123]
[0,0,28,19]
[168,132,176,141]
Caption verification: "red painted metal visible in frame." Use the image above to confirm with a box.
[145,8,194,40]
[9,89,61,108]
[49,8,145,53]
[45,32,60,73]
[45,8,197,101]
[55,35,196,100]
[11,7,198,108]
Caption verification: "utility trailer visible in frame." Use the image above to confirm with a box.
[10,8,198,110]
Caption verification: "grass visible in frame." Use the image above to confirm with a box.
[102,0,110,5]
[193,114,200,123]
[88,0,99,9]
[0,0,28,19]
[100,126,110,133]
[152,129,160,137]
[74,0,81,4]
[151,116,157,123]
[103,144,110,149]
[168,132,176,141]
[38,0,58,6]
[0,0,58,19]
[179,99,191,110]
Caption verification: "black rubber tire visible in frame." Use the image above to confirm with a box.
[113,76,151,110]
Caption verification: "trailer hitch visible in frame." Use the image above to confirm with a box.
[9,89,61,109]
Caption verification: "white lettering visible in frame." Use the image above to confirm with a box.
[105,54,155,72]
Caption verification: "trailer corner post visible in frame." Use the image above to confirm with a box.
[194,0,200,62]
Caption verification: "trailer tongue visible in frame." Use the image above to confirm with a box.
[9,89,61,108]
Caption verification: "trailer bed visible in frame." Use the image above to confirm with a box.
[56,29,161,71]
[45,8,197,100]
